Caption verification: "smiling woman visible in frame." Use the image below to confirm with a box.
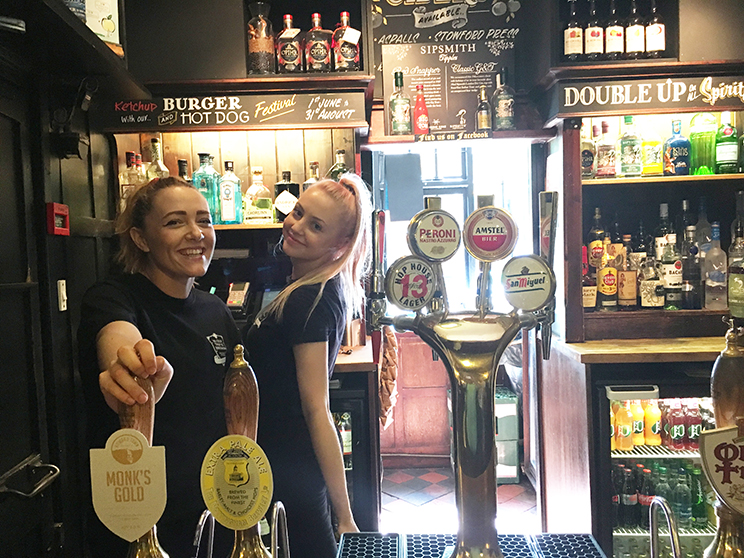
[78,176,241,557]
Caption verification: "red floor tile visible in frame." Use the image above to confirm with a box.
[422,483,450,497]
[419,471,449,484]
[386,471,415,484]
[497,483,526,502]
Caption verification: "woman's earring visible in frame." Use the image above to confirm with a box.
[273,236,285,256]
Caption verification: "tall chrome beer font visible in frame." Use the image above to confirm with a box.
[368,195,557,558]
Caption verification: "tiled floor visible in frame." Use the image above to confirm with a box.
[379,466,540,535]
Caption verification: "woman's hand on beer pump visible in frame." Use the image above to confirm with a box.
[96,320,173,411]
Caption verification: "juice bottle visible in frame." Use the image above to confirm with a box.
[630,399,646,446]
[685,398,702,450]
[668,398,687,450]
[615,400,634,451]
[611,407,616,451]
[644,399,662,446]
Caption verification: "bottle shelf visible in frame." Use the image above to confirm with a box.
[612,445,700,460]
[583,174,744,186]
[613,523,715,537]
[214,223,283,231]
[362,129,557,148]
[583,309,729,340]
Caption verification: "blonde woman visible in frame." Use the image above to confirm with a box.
[245,174,372,558]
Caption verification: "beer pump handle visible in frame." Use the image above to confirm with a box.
[369,209,387,364]
[118,376,155,444]
[475,195,494,317]
[538,191,559,360]
[224,345,260,439]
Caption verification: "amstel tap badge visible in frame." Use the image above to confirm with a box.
[698,419,744,515]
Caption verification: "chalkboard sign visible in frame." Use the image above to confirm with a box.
[94,91,368,132]
[382,43,504,136]
[368,0,521,100]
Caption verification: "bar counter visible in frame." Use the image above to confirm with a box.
[560,336,725,364]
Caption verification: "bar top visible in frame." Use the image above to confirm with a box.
[334,342,378,374]
[558,337,725,364]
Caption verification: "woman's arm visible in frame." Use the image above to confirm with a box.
[294,341,359,535]
[96,320,173,412]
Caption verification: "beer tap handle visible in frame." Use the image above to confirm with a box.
[224,345,259,439]
[476,262,492,318]
[538,191,559,360]
[368,209,388,363]
[118,376,155,444]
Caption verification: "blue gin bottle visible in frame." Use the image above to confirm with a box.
[192,153,220,220]
[663,120,691,176]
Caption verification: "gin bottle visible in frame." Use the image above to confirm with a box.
[681,225,701,309]
[663,119,691,176]
[218,161,243,225]
[305,13,332,72]
[302,161,320,193]
[177,159,190,183]
[276,14,303,73]
[273,170,300,222]
[730,190,744,244]
[246,2,275,75]
[327,149,350,180]
[728,220,744,318]
[145,138,170,181]
[580,121,597,178]
[690,112,717,175]
[332,11,360,72]
[715,111,739,174]
[596,120,616,177]
[641,123,662,176]
[389,71,412,135]
[492,67,515,131]
[704,222,728,310]
[475,85,492,132]
[618,115,642,177]
[192,153,219,219]
[244,167,273,224]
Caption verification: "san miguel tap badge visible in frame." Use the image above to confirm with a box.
[699,418,744,514]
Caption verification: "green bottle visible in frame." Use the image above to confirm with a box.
[715,111,739,174]
[619,115,642,177]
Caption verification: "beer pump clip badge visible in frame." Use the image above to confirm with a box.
[407,208,461,262]
[699,419,744,515]
[200,434,274,531]
[501,255,556,312]
[463,207,518,262]
[89,428,167,542]
[384,255,436,311]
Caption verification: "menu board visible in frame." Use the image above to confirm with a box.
[93,92,368,132]
[369,0,521,103]
[382,43,508,138]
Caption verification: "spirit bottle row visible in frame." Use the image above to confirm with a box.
[246,4,361,75]
[582,112,743,179]
[564,0,666,62]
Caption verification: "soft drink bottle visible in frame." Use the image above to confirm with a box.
[684,398,702,450]
[611,406,617,451]
[631,399,646,446]
[659,399,670,446]
[668,398,687,450]
[690,467,708,527]
[655,466,672,501]
[672,468,692,529]
[639,468,655,529]
[616,400,635,451]
[644,399,662,446]
[612,463,623,527]
[621,467,639,528]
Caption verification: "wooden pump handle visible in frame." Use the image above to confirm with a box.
[224,345,260,440]
[118,375,156,445]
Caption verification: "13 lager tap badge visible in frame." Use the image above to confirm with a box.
[384,255,436,311]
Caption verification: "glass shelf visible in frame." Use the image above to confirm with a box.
[583,173,744,186]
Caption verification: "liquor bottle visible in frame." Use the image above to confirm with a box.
[177,159,190,183]
[728,220,744,319]
[305,13,332,73]
[492,68,515,131]
[244,167,273,224]
[715,111,739,174]
[628,221,649,281]
[563,0,583,61]
[618,115,642,177]
[413,84,429,136]
[389,71,412,135]
[618,237,637,310]
[609,212,623,244]
[332,12,360,72]
[302,161,320,193]
[621,467,639,527]
[653,202,672,260]
[246,2,275,75]
[338,412,353,470]
[118,151,140,211]
[675,199,695,250]
[641,123,663,176]
[273,170,300,222]
[475,85,492,132]
[663,119,691,176]
[638,469,655,529]
[586,207,605,274]
[582,245,597,312]
[731,190,744,243]
[218,161,243,225]
[584,0,603,60]
[645,0,666,58]
[640,256,665,309]
[580,121,597,178]
[704,222,728,310]
[596,236,619,311]
[605,0,624,60]
[134,153,146,183]
[595,120,616,177]
[660,234,683,311]
[193,153,219,218]
[327,149,350,180]
[690,112,717,175]
[695,197,713,262]
[145,138,170,181]
[672,468,692,529]
[276,14,304,73]
[625,0,645,59]
[681,225,702,310]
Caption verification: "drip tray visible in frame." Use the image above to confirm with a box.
[337,533,607,558]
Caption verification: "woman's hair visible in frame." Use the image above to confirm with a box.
[267,173,372,321]
[115,176,197,273]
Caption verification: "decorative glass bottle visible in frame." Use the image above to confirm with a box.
[389,71,412,135]
[145,138,170,181]
[276,14,303,73]
[332,12,360,71]
[492,67,515,131]
[218,161,243,225]
[305,13,332,73]
[246,2,275,75]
